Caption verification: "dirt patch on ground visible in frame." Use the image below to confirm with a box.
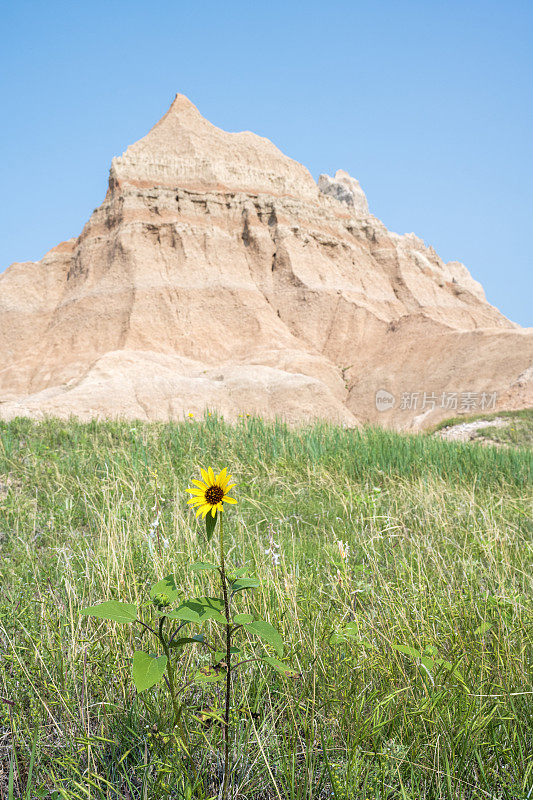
[437,418,507,443]
[436,411,532,448]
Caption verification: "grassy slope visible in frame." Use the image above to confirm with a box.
[432,409,533,448]
[474,412,533,448]
[0,417,531,799]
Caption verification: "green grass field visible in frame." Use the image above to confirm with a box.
[1,416,531,799]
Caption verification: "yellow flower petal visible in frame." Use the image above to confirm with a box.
[188,468,237,517]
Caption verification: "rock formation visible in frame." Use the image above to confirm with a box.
[318,170,369,216]
[0,94,531,429]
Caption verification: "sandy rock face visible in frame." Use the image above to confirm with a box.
[318,169,369,216]
[0,94,531,428]
[111,94,319,201]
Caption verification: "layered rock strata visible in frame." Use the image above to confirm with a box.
[1,94,531,428]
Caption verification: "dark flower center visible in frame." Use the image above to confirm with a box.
[205,484,224,505]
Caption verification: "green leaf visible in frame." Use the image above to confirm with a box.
[435,659,465,682]
[330,621,359,644]
[475,622,493,635]
[193,666,224,685]
[339,622,358,639]
[205,510,217,542]
[214,647,241,662]
[420,656,434,673]
[170,634,205,649]
[245,619,284,656]
[166,597,226,624]
[80,600,137,624]
[393,644,422,660]
[262,657,300,678]
[231,578,260,593]
[166,602,202,623]
[233,613,254,624]
[190,561,218,573]
[149,575,181,603]
[131,651,167,692]
[229,567,249,578]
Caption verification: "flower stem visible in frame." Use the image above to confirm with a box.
[219,513,232,799]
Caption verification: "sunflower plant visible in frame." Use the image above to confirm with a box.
[186,467,289,798]
[79,466,288,797]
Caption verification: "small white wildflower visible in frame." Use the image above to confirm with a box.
[147,509,166,551]
[265,547,280,566]
[265,524,281,567]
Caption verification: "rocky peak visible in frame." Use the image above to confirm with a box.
[0,94,530,429]
[110,93,319,201]
[318,169,369,215]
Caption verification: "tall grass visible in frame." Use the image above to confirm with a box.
[0,416,531,799]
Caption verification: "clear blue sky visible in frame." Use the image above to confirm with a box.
[1,0,531,325]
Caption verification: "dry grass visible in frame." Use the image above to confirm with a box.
[0,416,531,799]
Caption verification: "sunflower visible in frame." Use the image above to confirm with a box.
[187,467,237,518]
